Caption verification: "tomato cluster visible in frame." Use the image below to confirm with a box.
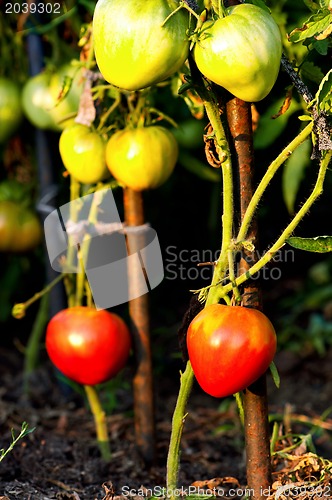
[92,1,282,102]
[46,306,132,386]
[59,123,178,190]
[187,304,277,398]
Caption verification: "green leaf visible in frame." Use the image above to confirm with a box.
[315,68,332,114]
[300,61,325,84]
[247,0,270,13]
[254,98,301,150]
[303,0,321,11]
[269,362,280,389]
[286,235,332,252]
[282,138,311,214]
[288,12,332,43]
[178,151,221,182]
[319,0,331,10]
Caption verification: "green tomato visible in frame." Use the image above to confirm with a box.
[22,72,56,130]
[0,78,23,143]
[93,0,190,91]
[59,124,109,184]
[22,65,83,131]
[194,4,282,102]
[105,126,178,191]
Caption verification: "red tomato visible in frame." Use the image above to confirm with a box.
[46,306,132,386]
[187,304,277,398]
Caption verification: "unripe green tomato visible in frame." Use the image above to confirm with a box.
[93,0,190,90]
[105,126,178,191]
[0,78,23,143]
[194,4,282,102]
[22,72,56,130]
[59,124,109,184]
[22,65,83,131]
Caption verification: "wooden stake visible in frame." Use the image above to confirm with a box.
[226,97,272,498]
[123,188,156,464]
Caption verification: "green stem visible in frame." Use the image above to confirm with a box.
[12,274,64,319]
[166,362,195,498]
[219,148,331,298]
[204,100,233,306]
[75,189,107,306]
[65,177,81,307]
[166,79,233,495]
[228,249,241,304]
[237,122,313,243]
[84,385,111,462]
[23,292,50,394]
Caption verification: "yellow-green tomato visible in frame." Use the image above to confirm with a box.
[22,72,56,130]
[0,78,23,143]
[59,124,109,184]
[93,0,190,91]
[106,126,178,191]
[194,4,282,102]
[22,65,83,131]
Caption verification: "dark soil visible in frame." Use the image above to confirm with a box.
[1,344,332,500]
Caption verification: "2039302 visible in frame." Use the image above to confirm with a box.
[5,1,61,14]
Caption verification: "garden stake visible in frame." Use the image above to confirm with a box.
[123,187,156,464]
[226,96,272,498]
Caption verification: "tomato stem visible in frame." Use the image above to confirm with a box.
[12,273,64,320]
[218,148,331,296]
[166,64,234,494]
[236,121,314,243]
[84,385,111,462]
[166,361,195,498]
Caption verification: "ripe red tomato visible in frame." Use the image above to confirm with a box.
[45,307,132,386]
[59,124,109,184]
[93,0,190,90]
[187,304,277,398]
[105,126,178,190]
[194,4,282,102]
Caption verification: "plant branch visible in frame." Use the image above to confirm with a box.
[84,385,111,462]
[236,121,313,243]
[220,149,331,297]
[166,362,195,498]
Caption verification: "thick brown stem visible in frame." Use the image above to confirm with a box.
[226,97,272,498]
[123,188,156,464]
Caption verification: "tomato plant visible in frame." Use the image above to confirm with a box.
[194,4,282,102]
[22,65,82,131]
[106,126,178,190]
[0,77,23,143]
[93,0,190,90]
[0,201,42,253]
[59,124,109,184]
[45,306,132,386]
[186,304,277,398]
